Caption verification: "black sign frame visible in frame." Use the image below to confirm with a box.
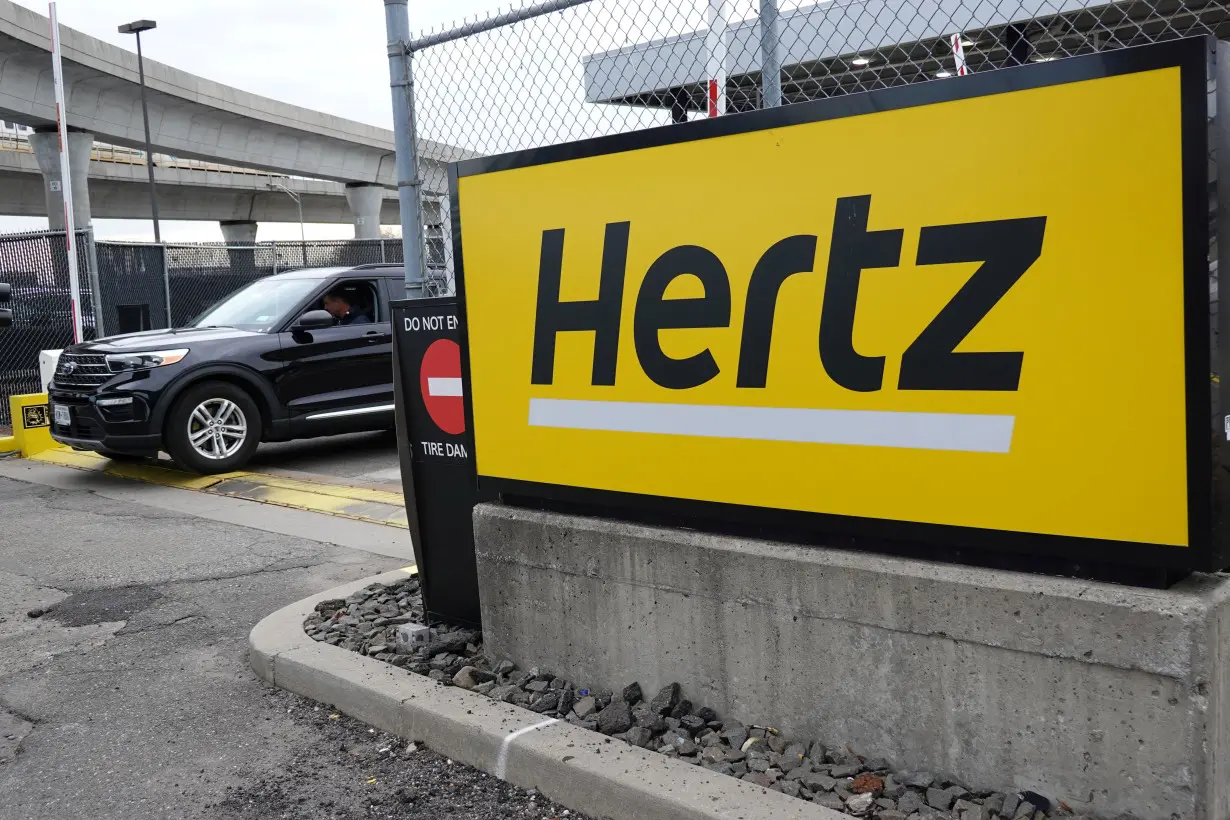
[449,37,1225,576]
[392,297,483,627]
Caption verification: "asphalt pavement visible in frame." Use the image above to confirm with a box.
[244,431,402,487]
[0,467,575,820]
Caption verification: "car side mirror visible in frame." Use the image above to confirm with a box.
[293,309,334,331]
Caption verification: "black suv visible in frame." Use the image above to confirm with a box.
[48,264,404,473]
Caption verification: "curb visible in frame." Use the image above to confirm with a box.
[250,572,842,820]
[29,448,407,528]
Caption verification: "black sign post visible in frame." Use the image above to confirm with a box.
[391,296,482,627]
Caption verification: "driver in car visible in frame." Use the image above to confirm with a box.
[321,286,372,326]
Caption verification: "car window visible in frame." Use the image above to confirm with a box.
[191,278,321,332]
[314,279,383,324]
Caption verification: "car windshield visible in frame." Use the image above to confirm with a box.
[190,278,320,332]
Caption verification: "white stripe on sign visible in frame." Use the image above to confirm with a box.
[528,399,1015,454]
[427,377,464,397]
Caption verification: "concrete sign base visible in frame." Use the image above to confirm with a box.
[473,504,1230,820]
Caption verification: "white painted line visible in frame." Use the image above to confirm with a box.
[528,398,1015,454]
[428,377,464,397]
[493,718,557,780]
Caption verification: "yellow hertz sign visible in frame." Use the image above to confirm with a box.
[457,45,1209,560]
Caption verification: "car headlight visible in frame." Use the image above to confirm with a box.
[105,348,189,372]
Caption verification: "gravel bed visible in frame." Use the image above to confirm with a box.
[305,577,1129,820]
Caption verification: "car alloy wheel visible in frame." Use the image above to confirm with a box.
[186,397,248,460]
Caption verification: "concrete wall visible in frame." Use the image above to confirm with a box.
[474,503,1230,820]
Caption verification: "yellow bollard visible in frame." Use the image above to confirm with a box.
[3,393,58,457]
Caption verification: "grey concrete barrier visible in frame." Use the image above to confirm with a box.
[474,503,1230,820]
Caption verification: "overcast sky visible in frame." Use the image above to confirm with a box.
[1,0,775,243]
[1,0,521,242]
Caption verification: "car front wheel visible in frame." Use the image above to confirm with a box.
[165,381,261,474]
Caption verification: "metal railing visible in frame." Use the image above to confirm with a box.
[0,124,297,182]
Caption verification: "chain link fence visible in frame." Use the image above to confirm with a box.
[407,0,1227,286]
[403,0,1227,425]
[161,239,403,326]
[411,0,1227,148]
[0,234,404,426]
[0,230,94,426]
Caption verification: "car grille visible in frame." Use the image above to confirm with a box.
[54,413,102,441]
[54,353,111,389]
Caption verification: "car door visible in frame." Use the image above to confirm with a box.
[274,278,395,435]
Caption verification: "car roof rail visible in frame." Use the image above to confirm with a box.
[347,263,402,271]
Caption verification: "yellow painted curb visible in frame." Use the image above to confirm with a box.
[212,473,404,506]
[106,460,245,490]
[26,449,407,528]
[208,476,408,528]
[29,448,106,470]
[0,436,17,454]
[31,448,242,489]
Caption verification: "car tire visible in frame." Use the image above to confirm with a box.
[165,381,261,474]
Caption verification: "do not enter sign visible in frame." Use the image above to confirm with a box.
[419,339,465,435]
[392,297,481,627]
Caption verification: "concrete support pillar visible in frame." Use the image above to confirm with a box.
[220,220,259,274]
[219,220,258,245]
[344,183,384,240]
[29,129,94,230]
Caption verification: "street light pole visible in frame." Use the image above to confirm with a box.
[118,19,161,244]
[270,180,306,267]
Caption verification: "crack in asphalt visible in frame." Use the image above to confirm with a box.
[0,696,41,727]
[1,553,334,599]
[161,557,341,586]
[12,486,188,523]
[116,614,203,637]
[0,661,167,684]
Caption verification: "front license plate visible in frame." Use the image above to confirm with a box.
[53,404,70,426]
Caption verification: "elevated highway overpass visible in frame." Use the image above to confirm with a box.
[0,139,402,226]
[0,0,469,238]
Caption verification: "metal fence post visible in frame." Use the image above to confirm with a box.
[387,0,594,300]
[380,239,387,264]
[272,241,279,275]
[385,0,426,298]
[85,228,106,338]
[1216,41,1229,435]
[759,0,781,108]
[161,243,172,329]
